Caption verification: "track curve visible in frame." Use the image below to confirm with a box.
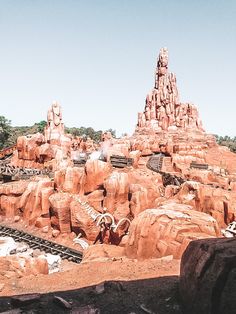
[147,154,185,187]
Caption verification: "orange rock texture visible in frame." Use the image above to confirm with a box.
[1,47,236,261]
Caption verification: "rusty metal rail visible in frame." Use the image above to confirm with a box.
[0,225,83,263]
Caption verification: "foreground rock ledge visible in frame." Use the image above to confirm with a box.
[179,237,236,314]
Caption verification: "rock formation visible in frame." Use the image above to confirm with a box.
[10,101,82,170]
[137,47,204,133]
[125,203,220,260]
[172,181,236,227]
[45,101,65,144]
[1,47,236,264]
[180,237,236,314]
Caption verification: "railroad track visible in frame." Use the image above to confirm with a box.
[147,154,185,187]
[0,163,49,176]
[0,225,83,264]
[0,145,16,160]
[146,154,164,172]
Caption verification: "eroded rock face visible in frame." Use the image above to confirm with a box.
[0,195,21,218]
[174,181,236,227]
[137,48,204,133]
[10,102,90,171]
[129,184,149,217]
[55,166,85,194]
[0,178,54,225]
[2,48,236,263]
[103,172,130,220]
[16,133,45,161]
[84,160,112,193]
[44,101,64,144]
[125,203,220,260]
[49,192,72,233]
[205,145,236,175]
[180,237,236,314]
[19,178,54,225]
[11,133,45,169]
[70,198,100,241]
[129,47,220,174]
[128,169,162,217]
[87,190,104,213]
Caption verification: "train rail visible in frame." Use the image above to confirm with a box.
[0,225,83,264]
[147,154,185,187]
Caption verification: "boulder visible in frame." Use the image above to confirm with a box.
[128,170,162,217]
[63,167,85,194]
[125,203,220,260]
[179,237,236,314]
[37,143,56,162]
[41,187,54,215]
[129,184,149,217]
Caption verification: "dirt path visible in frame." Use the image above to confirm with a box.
[0,259,182,314]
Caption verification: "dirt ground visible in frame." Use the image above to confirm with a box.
[0,219,182,313]
[0,258,180,295]
[0,259,182,314]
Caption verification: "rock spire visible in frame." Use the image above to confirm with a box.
[137,48,204,132]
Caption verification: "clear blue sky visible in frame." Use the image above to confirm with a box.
[0,0,235,136]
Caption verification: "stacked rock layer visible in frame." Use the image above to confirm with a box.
[137,47,204,133]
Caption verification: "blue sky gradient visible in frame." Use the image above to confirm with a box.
[0,0,235,136]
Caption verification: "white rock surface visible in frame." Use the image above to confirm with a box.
[0,237,17,256]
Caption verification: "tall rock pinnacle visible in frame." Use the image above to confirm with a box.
[137,48,204,133]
